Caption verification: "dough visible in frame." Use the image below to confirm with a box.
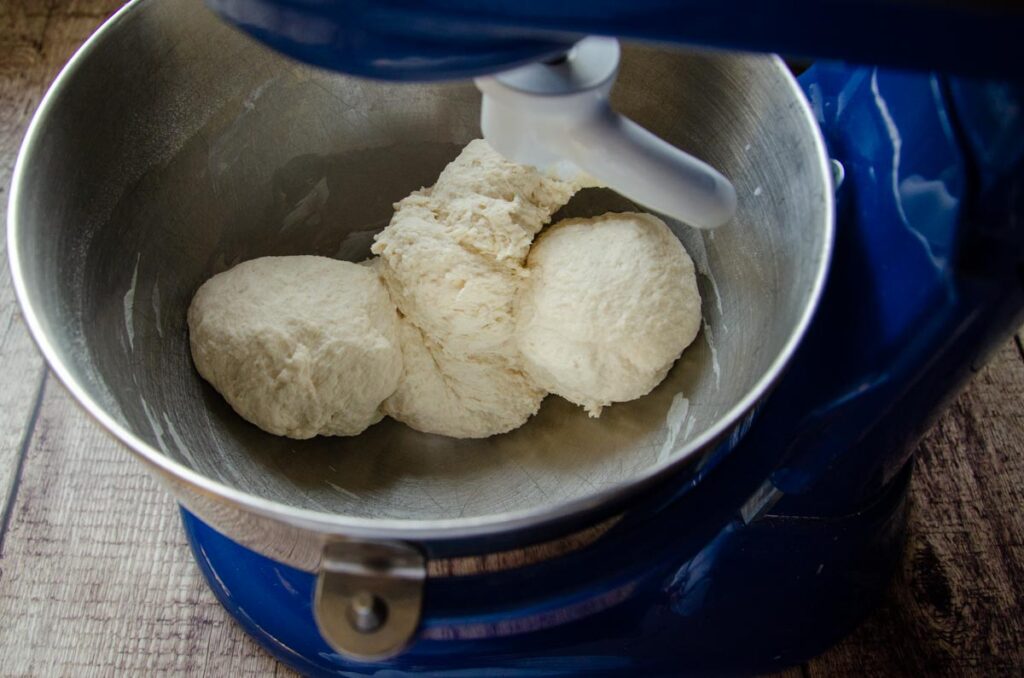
[516,212,702,417]
[186,143,697,442]
[188,256,402,439]
[372,140,588,350]
[372,139,586,437]
[371,211,519,354]
[381,318,545,438]
[419,138,588,265]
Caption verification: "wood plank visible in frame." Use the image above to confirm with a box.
[0,378,299,676]
[0,0,122,540]
[806,339,1024,676]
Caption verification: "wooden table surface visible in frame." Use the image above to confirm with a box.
[2,1,1023,675]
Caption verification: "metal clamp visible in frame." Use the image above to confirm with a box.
[314,540,426,661]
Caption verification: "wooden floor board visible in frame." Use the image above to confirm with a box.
[804,340,1024,676]
[0,379,297,677]
[0,0,66,531]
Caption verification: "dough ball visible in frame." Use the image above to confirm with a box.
[381,317,546,438]
[187,256,402,439]
[516,212,702,417]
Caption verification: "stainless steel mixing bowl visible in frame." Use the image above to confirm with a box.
[8,0,832,564]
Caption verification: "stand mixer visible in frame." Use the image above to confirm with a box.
[7,0,1023,674]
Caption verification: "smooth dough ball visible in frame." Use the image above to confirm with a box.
[187,256,402,439]
[381,317,546,438]
[516,212,702,417]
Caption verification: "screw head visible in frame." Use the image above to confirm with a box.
[347,591,388,633]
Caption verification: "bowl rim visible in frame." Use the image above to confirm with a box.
[7,0,835,542]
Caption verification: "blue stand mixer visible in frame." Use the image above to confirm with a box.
[8,0,1023,674]
[192,2,1024,671]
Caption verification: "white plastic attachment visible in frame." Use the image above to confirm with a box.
[475,37,737,229]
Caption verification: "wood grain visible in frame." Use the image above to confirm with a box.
[0,378,297,677]
[0,0,56,536]
[0,0,129,540]
[0,1,1022,675]
[805,338,1024,677]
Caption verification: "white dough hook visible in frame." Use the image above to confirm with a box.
[475,37,737,230]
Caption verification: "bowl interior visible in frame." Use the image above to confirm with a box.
[11,0,830,521]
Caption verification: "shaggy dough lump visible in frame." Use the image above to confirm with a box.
[372,139,589,438]
[188,256,401,439]
[516,212,702,417]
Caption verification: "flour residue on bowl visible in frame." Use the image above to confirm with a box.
[122,253,140,351]
[658,393,695,463]
[138,396,197,468]
[163,413,196,467]
[703,321,722,390]
[139,397,164,448]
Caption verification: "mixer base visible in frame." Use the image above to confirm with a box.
[182,459,911,676]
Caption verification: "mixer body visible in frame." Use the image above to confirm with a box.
[206,0,1024,80]
[183,65,1024,673]
[183,461,909,675]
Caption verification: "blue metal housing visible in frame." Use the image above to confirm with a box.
[205,0,1024,81]
[183,62,1024,673]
